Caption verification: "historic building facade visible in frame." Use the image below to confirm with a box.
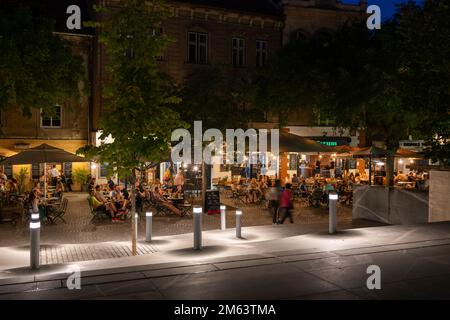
[1,0,365,183]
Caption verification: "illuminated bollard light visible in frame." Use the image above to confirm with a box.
[145,211,153,242]
[220,205,226,231]
[193,206,202,250]
[30,212,41,270]
[329,192,338,234]
[236,209,242,238]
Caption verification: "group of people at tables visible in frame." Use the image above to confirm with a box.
[1,167,65,207]
[228,174,352,206]
[88,170,189,223]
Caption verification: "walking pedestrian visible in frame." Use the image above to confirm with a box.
[278,183,294,224]
[267,179,281,225]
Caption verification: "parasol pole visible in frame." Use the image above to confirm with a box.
[368,156,372,186]
[44,162,47,201]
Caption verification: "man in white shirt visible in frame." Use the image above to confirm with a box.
[50,165,60,186]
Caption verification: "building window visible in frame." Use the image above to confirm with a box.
[232,38,245,68]
[187,31,208,64]
[256,40,268,67]
[41,106,62,128]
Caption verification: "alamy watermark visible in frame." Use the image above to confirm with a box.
[366,265,381,290]
[66,265,81,290]
[171,121,279,169]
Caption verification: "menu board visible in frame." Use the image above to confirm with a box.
[289,155,298,170]
[204,190,220,215]
[63,162,72,178]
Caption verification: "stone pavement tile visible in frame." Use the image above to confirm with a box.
[90,278,164,299]
[0,280,61,295]
[80,271,147,286]
[268,248,323,257]
[291,289,363,300]
[143,264,218,279]
[0,275,35,286]
[0,285,104,300]
[278,252,337,263]
[213,257,282,270]
[334,239,450,257]
[305,264,374,290]
[150,264,339,300]
[289,254,375,272]
[351,275,450,300]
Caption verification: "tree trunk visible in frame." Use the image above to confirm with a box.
[386,140,399,187]
[386,149,395,187]
[130,169,137,256]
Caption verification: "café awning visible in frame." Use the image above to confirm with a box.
[267,131,334,154]
[0,144,90,165]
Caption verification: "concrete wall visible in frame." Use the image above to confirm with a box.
[353,185,429,225]
[429,170,450,223]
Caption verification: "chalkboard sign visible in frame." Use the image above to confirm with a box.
[100,163,109,177]
[289,155,298,170]
[63,162,72,178]
[204,190,220,215]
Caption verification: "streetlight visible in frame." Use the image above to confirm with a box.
[220,205,226,230]
[329,192,338,234]
[236,209,242,238]
[30,212,41,270]
[145,211,152,242]
[193,206,202,250]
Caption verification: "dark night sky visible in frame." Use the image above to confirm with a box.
[343,0,423,20]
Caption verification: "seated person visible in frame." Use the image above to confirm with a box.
[299,180,308,192]
[152,186,185,217]
[111,185,129,211]
[89,189,121,222]
[54,179,65,198]
[107,177,115,191]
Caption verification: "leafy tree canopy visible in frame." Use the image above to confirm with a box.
[0,5,85,118]
[79,0,186,177]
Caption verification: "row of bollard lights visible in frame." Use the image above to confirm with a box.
[29,192,339,269]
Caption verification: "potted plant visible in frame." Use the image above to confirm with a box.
[14,167,29,194]
[72,168,90,192]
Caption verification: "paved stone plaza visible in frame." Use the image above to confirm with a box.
[1,223,450,300]
[0,192,360,247]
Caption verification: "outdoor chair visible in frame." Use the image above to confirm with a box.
[232,189,247,206]
[87,196,110,223]
[47,198,68,224]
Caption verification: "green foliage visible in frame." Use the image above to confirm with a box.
[0,5,86,118]
[257,0,450,169]
[79,0,186,177]
[14,167,29,193]
[72,168,90,185]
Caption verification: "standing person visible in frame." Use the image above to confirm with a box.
[173,170,185,195]
[267,180,281,225]
[278,183,294,224]
[315,159,321,175]
[50,165,60,186]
